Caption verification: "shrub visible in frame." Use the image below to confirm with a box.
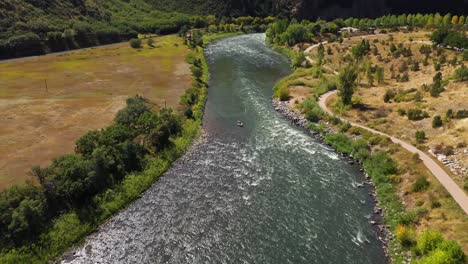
[276,86,290,101]
[398,72,409,82]
[412,176,430,192]
[430,196,441,208]
[396,225,415,248]
[446,109,454,119]
[397,108,406,116]
[415,130,426,143]
[383,89,396,103]
[432,115,443,128]
[436,240,466,263]
[147,38,154,47]
[442,145,454,156]
[455,109,468,119]
[417,230,444,255]
[129,38,142,48]
[408,109,429,121]
[453,65,468,82]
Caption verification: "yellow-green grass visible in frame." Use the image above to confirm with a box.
[0,35,191,190]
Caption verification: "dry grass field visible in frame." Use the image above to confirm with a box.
[323,31,467,191]
[283,31,468,253]
[0,35,191,190]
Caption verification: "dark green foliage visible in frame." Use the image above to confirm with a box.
[412,176,430,192]
[463,50,468,61]
[337,64,358,105]
[383,89,396,103]
[430,71,445,97]
[115,97,151,128]
[130,38,142,49]
[415,130,426,143]
[455,109,468,119]
[0,94,184,250]
[432,115,443,128]
[351,40,370,61]
[0,185,47,247]
[431,28,468,49]
[407,109,429,121]
[300,98,323,123]
[453,65,468,82]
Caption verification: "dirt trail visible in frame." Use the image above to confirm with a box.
[319,90,468,215]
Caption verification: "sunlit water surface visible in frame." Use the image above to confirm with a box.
[64,34,385,264]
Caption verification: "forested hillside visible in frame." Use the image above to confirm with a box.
[1,0,467,59]
[0,0,204,59]
[147,0,468,18]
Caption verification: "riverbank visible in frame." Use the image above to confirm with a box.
[272,98,394,262]
[0,31,220,263]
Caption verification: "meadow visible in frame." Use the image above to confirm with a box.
[0,35,191,190]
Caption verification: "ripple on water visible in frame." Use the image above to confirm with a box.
[63,34,385,264]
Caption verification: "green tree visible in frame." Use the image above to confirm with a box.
[442,13,452,26]
[432,116,443,128]
[338,64,358,105]
[75,130,101,157]
[459,16,465,26]
[415,130,426,143]
[115,97,151,128]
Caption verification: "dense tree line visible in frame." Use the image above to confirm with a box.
[0,96,183,248]
[143,0,468,21]
[0,0,274,60]
[267,13,467,47]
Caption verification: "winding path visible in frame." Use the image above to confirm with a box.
[319,90,468,215]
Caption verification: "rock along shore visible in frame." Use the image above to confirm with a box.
[272,98,394,262]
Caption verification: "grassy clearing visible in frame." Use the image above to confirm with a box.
[0,35,191,190]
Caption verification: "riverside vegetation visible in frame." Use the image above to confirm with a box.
[0,28,240,263]
[268,15,467,264]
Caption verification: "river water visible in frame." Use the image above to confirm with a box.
[64,34,385,264]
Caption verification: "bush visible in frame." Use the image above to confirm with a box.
[129,38,142,49]
[408,109,429,121]
[396,225,415,248]
[276,86,290,101]
[432,115,443,128]
[383,89,396,103]
[415,130,426,143]
[412,176,430,192]
[147,38,155,47]
[417,230,444,255]
[453,65,468,82]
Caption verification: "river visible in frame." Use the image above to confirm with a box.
[63,34,386,264]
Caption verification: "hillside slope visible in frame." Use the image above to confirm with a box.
[146,0,468,18]
[0,0,196,59]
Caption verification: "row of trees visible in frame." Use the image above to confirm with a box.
[0,97,183,248]
[266,13,466,47]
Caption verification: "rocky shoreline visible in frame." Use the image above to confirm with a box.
[272,98,394,262]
